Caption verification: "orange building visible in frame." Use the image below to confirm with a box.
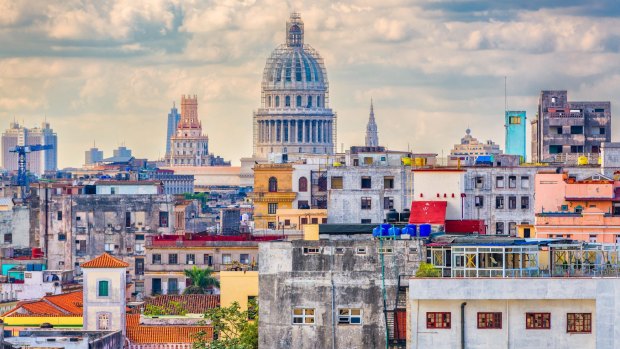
[535,172,620,243]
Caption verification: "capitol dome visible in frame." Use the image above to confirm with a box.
[253,13,336,158]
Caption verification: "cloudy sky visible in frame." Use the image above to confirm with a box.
[2,0,620,168]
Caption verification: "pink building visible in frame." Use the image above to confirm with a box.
[535,171,620,243]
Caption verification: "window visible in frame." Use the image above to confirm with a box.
[426,312,451,329]
[361,219,372,224]
[135,258,144,275]
[361,197,372,210]
[378,247,393,254]
[311,218,318,224]
[600,127,606,135]
[57,211,62,220]
[553,126,563,135]
[338,308,362,324]
[268,203,278,215]
[293,308,315,324]
[104,243,114,252]
[495,196,504,209]
[296,95,302,107]
[356,247,367,254]
[135,234,145,241]
[521,176,530,189]
[364,157,373,165]
[97,313,110,330]
[268,177,278,192]
[384,197,394,210]
[3,234,11,244]
[549,145,563,154]
[303,247,320,254]
[509,116,521,124]
[186,254,195,265]
[384,176,394,189]
[521,196,530,209]
[285,96,291,107]
[331,176,343,189]
[509,222,517,235]
[58,233,66,241]
[571,126,583,134]
[571,145,584,153]
[335,247,345,254]
[168,278,178,294]
[298,177,308,192]
[361,176,372,189]
[526,313,551,329]
[222,254,232,264]
[98,280,109,297]
[589,235,597,243]
[203,254,213,266]
[318,177,327,192]
[152,254,161,264]
[240,254,250,264]
[475,196,484,208]
[508,196,516,209]
[317,96,321,107]
[475,176,484,189]
[496,222,504,234]
[125,211,131,228]
[567,313,591,333]
[495,176,504,188]
[159,212,169,228]
[478,312,502,329]
[300,218,308,225]
[298,200,309,209]
[275,96,280,107]
[168,253,178,264]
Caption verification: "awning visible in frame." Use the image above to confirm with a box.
[408,201,447,225]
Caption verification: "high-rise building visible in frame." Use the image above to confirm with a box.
[2,121,57,175]
[165,102,181,157]
[450,128,502,159]
[505,111,526,161]
[167,95,211,166]
[365,99,379,147]
[113,146,132,158]
[253,13,336,159]
[84,145,104,165]
[531,90,611,163]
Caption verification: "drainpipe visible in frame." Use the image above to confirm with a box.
[461,302,467,349]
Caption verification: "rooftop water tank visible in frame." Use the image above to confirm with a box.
[388,226,401,237]
[386,209,399,223]
[400,209,410,222]
[401,224,416,236]
[419,224,432,237]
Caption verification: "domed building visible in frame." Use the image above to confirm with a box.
[253,13,336,158]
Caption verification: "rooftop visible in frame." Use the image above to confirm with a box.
[3,290,83,317]
[81,253,129,268]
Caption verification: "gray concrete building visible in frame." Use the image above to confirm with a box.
[0,199,30,248]
[532,90,611,163]
[259,235,422,349]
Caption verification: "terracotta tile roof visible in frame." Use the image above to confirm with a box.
[126,313,140,327]
[143,295,220,314]
[2,291,83,317]
[81,253,129,268]
[126,326,213,344]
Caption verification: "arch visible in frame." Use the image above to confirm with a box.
[268,177,278,192]
[296,95,302,107]
[285,96,291,107]
[299,177,308,192]
[275,96,280,107]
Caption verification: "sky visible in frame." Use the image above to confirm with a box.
[2,0,620,168]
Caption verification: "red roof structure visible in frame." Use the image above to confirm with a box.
[408,201,447,225]
[81,253,129,268]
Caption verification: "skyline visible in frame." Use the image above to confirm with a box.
[2,1,620,168]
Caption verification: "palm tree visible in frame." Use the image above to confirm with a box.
[183,266,220,294]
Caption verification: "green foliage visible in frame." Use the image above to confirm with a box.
[144,300,188,316]
[184,266,220,295]
[192,299,259,349]
[415,262,441,277]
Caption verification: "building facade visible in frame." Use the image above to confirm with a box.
[365,100,378,147]
[2,121,57,175]
[531,90,611,163]
[251,163,296,229]
[84,146,103,166]
[166,102,181,157]
[505,111,526,161]
[113,146,132,158]
[450,128,502,162]
[253,13,336,159]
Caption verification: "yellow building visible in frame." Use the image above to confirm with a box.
[517,224,535,238]
[276,208,327,230]
[219,271,258,312]
[251,164,296,229]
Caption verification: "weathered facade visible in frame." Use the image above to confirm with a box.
[532,90,611,163]
[259,238,422,349]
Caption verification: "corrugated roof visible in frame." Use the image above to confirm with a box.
[81,253,129,268]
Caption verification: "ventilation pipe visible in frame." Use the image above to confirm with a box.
[461,302,467,349]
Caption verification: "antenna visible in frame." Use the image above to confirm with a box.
[504,76,507,113]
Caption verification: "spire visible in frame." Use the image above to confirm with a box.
[365,98,379,147]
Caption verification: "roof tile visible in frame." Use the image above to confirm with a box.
[142,295,219,314]
[81,253,129,268]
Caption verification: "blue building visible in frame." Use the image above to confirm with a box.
[165,102,181,157]
[505,111,526,161]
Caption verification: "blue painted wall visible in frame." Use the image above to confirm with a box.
[505,111,527,161]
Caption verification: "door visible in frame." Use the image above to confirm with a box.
[152,278,162,295]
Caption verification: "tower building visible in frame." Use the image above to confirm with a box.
[505,111,526,161]
[165,102,181,157]
[2,121,57,175]
[253,13,336,159]
[85,143,104,165]
[167,95,211,166]
[365,99,379,147]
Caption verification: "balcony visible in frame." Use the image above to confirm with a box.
[249,191,297,202]
[146,262,258,273]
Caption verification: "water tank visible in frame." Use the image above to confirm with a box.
[401,157,412,166]
[419,224,432,237]
[372,226,382,238]
[386,209,399,223]
[381,223,392,236]
[388,226,401,236]
[401,224,416,236]
[577,156,589,166]
[414,157,426,167]
[400,209,410,222]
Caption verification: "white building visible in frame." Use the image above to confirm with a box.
[95,181,161,195]
[409,278,620,348]
[1,121,57,175]
[412,169,466,220]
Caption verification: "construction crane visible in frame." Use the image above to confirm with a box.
[10,144,54,199]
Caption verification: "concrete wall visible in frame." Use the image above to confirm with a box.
[408,278,620,349]
[412,170,464,220]
[220,271,258,310]
[96,184,159,195]
[259,239,422,349]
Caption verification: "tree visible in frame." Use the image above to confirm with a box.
[192,300,258,349]
[184,266,220,295]
[415,262,441,277]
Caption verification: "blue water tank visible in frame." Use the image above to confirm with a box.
[388,226,401,236]
[419,224,432,237]
[372,226,382,238]
[401,224,416,236]
[381,224,392,236]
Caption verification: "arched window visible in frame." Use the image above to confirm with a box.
[275,96,280,107]
[299,177,308,192]
[285,96,291,107]
[317,96,321,107]
[268,96,272,107]
[307,96,312,108]
[268,177,278,192]
[296,95,302,107]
